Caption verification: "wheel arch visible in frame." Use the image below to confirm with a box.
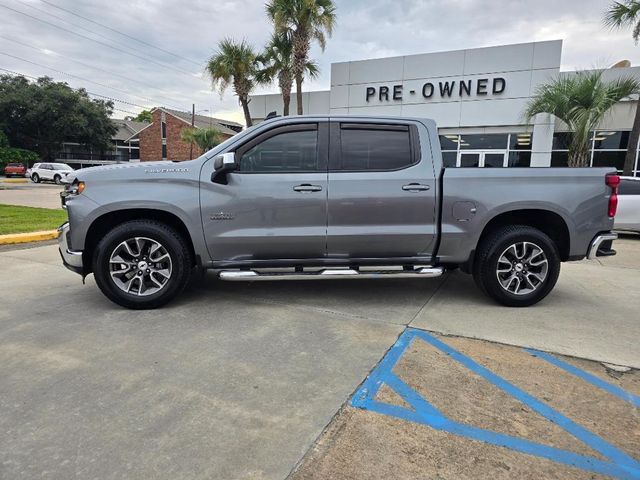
[463,209,571,273]
[82,208,198,274]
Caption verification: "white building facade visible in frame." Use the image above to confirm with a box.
[249,40,640,175]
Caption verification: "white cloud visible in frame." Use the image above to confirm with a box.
[1,0,639,125]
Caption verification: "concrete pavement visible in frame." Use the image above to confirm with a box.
[411,259,640,368]
[0,236,638,478]
[0,245,405,480]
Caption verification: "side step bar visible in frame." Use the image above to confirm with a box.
[218,267,444,281]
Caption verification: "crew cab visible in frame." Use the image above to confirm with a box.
[58,116,619,309]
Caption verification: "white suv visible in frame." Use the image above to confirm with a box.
[29,163,74,184]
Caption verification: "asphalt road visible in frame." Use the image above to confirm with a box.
[0,237,638,479]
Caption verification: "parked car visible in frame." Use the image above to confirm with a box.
[615,176,640,233]
[30,162,74,184]
[3,162,26,178]
[59,115,619,309]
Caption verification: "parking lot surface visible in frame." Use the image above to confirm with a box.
[0,182,63,209]
[291,331,639,480]
[0,236,638,479]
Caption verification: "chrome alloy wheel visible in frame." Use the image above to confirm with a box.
[109,237,172,296]
[496,241,548,295]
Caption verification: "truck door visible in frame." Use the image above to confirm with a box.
[200,122,329,261]
[327,121,437,258]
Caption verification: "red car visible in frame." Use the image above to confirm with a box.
[3,163,26,178]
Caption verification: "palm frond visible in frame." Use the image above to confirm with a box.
[205,37,258,96]
[604,0,640,27]
[605,0,640,41]
[180,127,222,152]
[525,69,640,166]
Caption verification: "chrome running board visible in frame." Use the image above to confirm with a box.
[218,267,444,281]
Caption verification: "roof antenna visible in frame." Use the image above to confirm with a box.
[265,111,279,120]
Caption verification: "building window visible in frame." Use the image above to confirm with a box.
[593,130,628,150]
[551,130,639,175]
[508,151,531,167]
[438,132,532,168]
[162,144,167,160]
[441,151,457,168]
[459,134,508,150]
[161,121,167,140]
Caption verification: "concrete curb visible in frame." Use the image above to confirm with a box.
[1,178,29,184]
[0,230,60,245]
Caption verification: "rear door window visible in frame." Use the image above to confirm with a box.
[334,124,417,171]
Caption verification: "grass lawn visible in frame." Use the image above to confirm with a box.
[0,204,68,235]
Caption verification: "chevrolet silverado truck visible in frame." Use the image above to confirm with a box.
[58,115,619,309]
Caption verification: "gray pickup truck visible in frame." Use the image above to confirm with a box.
[58,115,619,309]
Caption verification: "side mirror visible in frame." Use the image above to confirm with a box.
[211,152,237,183]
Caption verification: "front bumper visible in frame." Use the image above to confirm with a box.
[587,232,618,260]
[58,222,83,275]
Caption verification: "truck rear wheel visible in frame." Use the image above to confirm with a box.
[93,220,192,309]
[473,225,560,307]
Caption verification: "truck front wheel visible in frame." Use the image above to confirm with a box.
[473,225,560,307]
[93,220,193,309]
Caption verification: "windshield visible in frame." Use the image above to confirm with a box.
[52,164,72,170]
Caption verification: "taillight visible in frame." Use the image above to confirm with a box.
[606,174,620,218]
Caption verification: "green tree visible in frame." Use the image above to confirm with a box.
[525,70,640,167]
[605,0,640,175]
[0,75,116,159]
[206,38,259,127]
[266,0,336,115]
[0,130,39,170]
[257,32,319,116]
[133,109,152,123]
[180,127,223,152]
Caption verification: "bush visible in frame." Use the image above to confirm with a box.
[0,130,39,168]
[0,147,39,169]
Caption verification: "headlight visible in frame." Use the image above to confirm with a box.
[65,181,85,195]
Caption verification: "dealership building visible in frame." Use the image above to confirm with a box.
[248,40,640,175]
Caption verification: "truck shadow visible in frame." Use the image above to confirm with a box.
[175,271,456,323]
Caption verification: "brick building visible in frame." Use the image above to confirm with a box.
[137,107,242,162]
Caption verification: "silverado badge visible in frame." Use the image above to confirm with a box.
[210,212,234,220]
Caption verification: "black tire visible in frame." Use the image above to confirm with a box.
[54,174,61,185]
[472,225,560,307]
[32,173,40,183]
[93,220,193,309]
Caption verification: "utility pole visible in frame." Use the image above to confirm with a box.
[189,103,195,160]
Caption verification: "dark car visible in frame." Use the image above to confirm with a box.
[3,163,26,178]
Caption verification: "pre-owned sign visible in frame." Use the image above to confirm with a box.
[365,77,506,102]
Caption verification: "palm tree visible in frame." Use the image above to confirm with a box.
[206,38,258,127]
[180,127,223,153]
[605,0,640,175]
[256,32,319,116]
[525,70,640,167]
[266,0,336,115]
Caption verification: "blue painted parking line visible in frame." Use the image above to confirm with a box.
[351,328,640,480]
[525,348,640,408]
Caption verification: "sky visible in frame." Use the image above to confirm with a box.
[1,0,639,125]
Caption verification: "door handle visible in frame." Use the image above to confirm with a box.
[293,184,323,192]
[402,183,430,192]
